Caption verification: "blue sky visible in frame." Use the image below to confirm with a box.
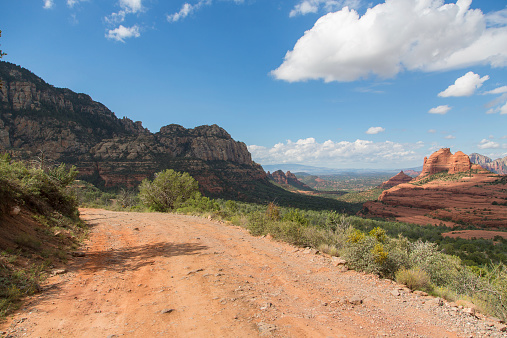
[1,0,507,169]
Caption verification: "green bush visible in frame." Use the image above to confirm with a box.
[139,169,200,212]
[395,267,431,291]
[409,241,462,286]
[0,154,78,218]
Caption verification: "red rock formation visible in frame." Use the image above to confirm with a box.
[417,148,471,179]
[363,166,507,228]
[267,170,312,191]
[380,171,413,189]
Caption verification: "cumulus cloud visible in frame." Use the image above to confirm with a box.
[444,135,456,139]
[272,0,507,83]
[428,129,437,134]
[365,126,385,135]
[478,139,500,149]
[289,0,361,17]
[106,25,140,42]
[429,105,451,115]
[167,0,212,22]
[438,71,489,97]
[248,138,421,166]
[43,0,54,9]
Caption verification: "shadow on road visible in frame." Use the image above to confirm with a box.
[71,241,208,273]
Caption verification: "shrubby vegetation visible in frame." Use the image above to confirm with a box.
[0,154,84,317]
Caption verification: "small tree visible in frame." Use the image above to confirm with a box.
[139,169,199,212]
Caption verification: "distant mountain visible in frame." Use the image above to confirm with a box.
[0,61,261,199]
[469,153,493,165]
[262,164,401,175]
[267,170,313,191]
[470,153,507,175]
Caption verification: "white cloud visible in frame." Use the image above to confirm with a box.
[106,0,143,25]
[365,126,385,135]
[289,0,361,17]
[485,86,507,95]
[120,0,143,13]
[106,25,140,42]
[484,92,507,114]
[500,101,507,115]
[43,0,54,9]
[67,0,88,8]
[486,8,507,26]
[428,129,437,133]
[444,135,456,139]
[167,0,212,22]
[438,71,489,97]
[248,138,421,166]
[429,105,451,115]
[478,139,500,149]
[272,0,507,83]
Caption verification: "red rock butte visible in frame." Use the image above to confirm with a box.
[380,171,413,189]
[417,148,471,180]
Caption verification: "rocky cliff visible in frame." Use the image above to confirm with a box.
[416,148,471,179]
[0,61,267,198]
[470,153,507,175]
[267,170,313,191]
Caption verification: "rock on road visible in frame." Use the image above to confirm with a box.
[1,209,505,337]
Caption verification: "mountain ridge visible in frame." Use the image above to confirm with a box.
[0,61,265,198]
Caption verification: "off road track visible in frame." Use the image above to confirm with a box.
[1,209,504,337]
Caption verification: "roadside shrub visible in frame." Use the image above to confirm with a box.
[139,169,199,212]
[410,241,462,286]
[247,211,269,236]
[282,209,309,226]
[177,194,220,214]
[395,267,431,291]
[342,228,410,278]
[117,188,140,209]
[265,202,280,221]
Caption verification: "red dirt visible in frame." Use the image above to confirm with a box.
[442,230,507,240]
[1,209,504,337]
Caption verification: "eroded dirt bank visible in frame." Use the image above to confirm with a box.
[1,209,505,337]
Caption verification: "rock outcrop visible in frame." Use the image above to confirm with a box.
[363,149,507,228]
[470,153,507,175]
[416,148,471,179]
[267,170,313,191]
[469,153,493,166]
[380,171,413,189]
[0,61,267,198]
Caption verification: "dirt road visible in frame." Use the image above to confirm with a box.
[1,209,504,337]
